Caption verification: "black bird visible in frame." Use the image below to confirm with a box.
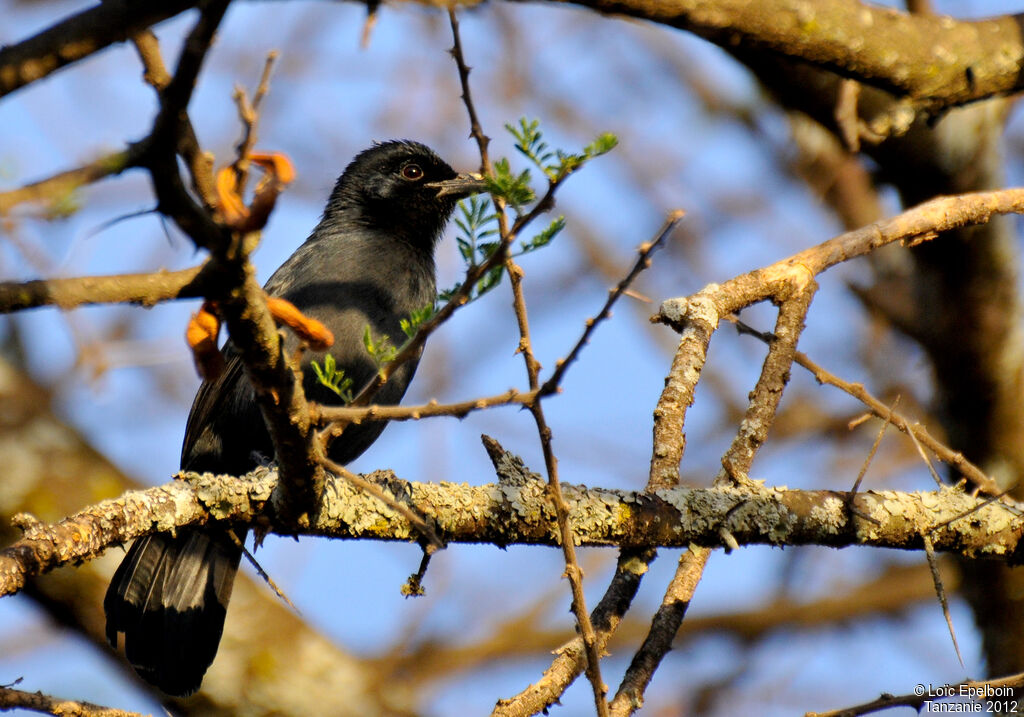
[104,140,486,696]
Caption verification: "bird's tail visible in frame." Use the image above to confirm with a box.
[104,528,242,696]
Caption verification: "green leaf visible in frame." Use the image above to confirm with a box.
[475,265,505,297]
[584,132,618,158]
[454,195,501,267]
[477,241,501,259]
[401,303,435,338]
[311,353,353,402]
[456,236,474,262]
[519,216,565,254]
[437,283,462,306]
[487,159,534,207]
[362,325,374,355]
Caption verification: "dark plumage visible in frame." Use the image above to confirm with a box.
[104,141,485,696]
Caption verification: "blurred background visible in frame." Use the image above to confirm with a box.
[2,0,1022,714]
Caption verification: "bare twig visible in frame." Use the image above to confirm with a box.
[656,189,1024,326]
[506,250,610,714]
[491,216,695,715]
[314,388,537,424]
[492,550,654,717]
[929,490,1015,533]
[0,151,137,216]
[720,286,817,482]
[805,670,1024,717]
[449,14,610,708]
[540,210,684,397]
[319,457,443,551]
[447,7,490,172]
[609,547,709,716]
[0,0,196,98]
[225,528,299,612]
[905,423,945,488]
[139,0,232,250]
[232,51,280,194]
[131,26,217,210]
[613,286,818,715]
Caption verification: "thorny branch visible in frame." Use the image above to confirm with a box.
[732,316,1010,498]
[313,387,538,424]
[505,251,610,714]
[539,211,685,397]
[457,17,610,713]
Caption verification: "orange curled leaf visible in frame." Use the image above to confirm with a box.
[266,295,334,350]
[244,152,296,232]
[250,152,295,185]
[186,301,225,379]
[215,166,248,227]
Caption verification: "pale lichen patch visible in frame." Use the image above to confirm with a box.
[809,495,846,536]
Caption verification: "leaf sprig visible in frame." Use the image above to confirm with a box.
[438,118,611,306]
[507,117,617,183]
[311,353,354,403]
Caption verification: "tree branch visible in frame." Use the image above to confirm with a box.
[550,0,1024,116]
[656,188,1024,329]
[0,265,208,313]
[0,0,198,98]
[3,462,1022,599]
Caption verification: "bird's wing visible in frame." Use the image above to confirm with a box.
[180,348,263,473]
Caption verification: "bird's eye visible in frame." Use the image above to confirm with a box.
[401,163,424,180]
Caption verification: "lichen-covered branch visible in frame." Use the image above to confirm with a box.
[3,464,1022,599]
[0,685,142,717]
[656,188,1024,329]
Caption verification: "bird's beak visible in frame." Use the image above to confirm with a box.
[427,172,489,199]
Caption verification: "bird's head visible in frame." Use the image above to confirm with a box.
[324,140,487,249]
